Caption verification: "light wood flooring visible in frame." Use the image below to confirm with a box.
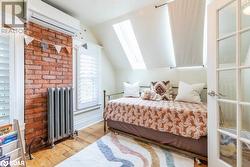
[27,121,207,167]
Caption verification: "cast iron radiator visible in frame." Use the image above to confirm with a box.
[48,87,74,147]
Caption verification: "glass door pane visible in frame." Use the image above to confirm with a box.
[240,30,250,66]
[241,68,250,102]
[218,70,237,100]
[241,0,250,29]
[219,102,237,133]
[219,1,237,37]
[241,105,250,140]
[218,36,236,68]
[242,142,250,167]
[220,133,237,167]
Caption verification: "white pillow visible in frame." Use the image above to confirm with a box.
[123,82,140,97]
[175,81,205,103]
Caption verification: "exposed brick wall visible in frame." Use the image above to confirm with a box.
[24,22,72,148]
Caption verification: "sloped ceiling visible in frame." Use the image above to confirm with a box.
[44,0,163,26]
[44,0,206,70]
[92,5,175,70]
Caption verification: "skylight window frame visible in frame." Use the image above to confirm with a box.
[113,20,146,70]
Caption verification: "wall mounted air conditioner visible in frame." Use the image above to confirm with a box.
[27,0,81,36]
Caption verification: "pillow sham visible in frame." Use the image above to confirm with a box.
[175,81,205,103]
[151,81,173,101]
[141,90,161,101]
[123,82,140,97]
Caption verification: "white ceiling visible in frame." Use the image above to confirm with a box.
[44,0,163,26]
[93,5,175,70]
[44,0,207,70]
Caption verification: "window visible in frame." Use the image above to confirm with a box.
[0,35,10,125]
[113,20,146,69]
[0,33,24,126]
[76,43,100,110]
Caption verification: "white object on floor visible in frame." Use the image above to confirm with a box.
[56,133,194,167]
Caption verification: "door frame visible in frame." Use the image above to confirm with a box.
[207,1,218,167]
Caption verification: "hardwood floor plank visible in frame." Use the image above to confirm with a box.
[27,121,207,167]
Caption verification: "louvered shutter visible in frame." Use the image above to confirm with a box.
[76,44,100,110]
[0,35,10,124]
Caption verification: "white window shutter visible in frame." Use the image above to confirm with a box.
[0,35,10,124]
[76,43,100,110]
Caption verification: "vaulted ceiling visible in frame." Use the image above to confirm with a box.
[93,0,206,70]
[92,5,175,70]
[45,0,207,70]
[44,0,163,26]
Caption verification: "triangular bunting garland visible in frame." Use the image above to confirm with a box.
[24,35,34,45]
[24,35,74,53]
[66,47,72,54]
[82,43,88,50]
[55,45,62,53]
[41,42,48,51]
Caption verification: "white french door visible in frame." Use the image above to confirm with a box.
[208,0,250,167]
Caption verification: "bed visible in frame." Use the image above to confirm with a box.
[103,86,208,161]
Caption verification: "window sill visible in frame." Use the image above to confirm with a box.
[74,104,101,116]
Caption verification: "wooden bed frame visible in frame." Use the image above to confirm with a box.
[103,86,208,162]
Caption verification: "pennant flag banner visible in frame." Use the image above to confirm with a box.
[24,35,74,54]
[66,46,72,54]
[24,35,34,45]
[82,43,88,50]
[55,45,62,53]
[41,42,48,51]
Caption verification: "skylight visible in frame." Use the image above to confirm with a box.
[113,20,146,69]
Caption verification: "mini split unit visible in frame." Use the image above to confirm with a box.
[27,0,81,36]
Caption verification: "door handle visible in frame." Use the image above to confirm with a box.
[208,90,225,97]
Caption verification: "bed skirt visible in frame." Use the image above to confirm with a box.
[107,120,207,157]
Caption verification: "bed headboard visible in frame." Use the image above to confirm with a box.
[103,86,207,109]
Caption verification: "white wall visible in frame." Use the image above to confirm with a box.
[91,3,208,99]
[74,25,116,130]
[80,25,116,93]
[81,3,209,130]
[101,49,117,94]
[115,67,207,91]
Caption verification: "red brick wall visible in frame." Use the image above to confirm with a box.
[24,22,72,147]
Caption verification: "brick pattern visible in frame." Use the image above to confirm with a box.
[24,22,72,147]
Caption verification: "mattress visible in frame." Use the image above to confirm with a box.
[107,120,207,157]
[104,98,207,139]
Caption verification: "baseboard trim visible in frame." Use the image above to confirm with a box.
[76,118,103,131]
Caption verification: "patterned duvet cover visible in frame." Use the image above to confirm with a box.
[104,98,207,139]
